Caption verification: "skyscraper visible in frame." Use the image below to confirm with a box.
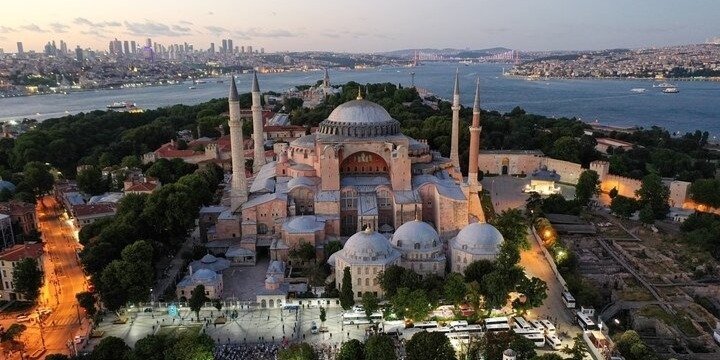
[16,42,24,55]
[131,40,137,54]
[221,39,228,53]
[227,39,233,54]
[60,40,67,55]
[124,41,130,55]
[209,42,215,54]
[75,46,84,62]
[247,45,253,54]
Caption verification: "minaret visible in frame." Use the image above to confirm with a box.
[450,69,461,169]
[468,77,482,189]
[251,71,266,173]
[323,68,330,97]
[228,76,248,211]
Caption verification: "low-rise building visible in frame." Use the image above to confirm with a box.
[0,201,37,237]
[71,203,117,228]
[176,268,223,300]
[0,243,44,301]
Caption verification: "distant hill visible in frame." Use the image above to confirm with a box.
[381,47,512,58]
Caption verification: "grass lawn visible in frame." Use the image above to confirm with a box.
[639,304,700,337]
[157,324,202,337]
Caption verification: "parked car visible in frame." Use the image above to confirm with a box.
[310,321,319,334]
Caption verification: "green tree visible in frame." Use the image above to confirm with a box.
[614,330,657,360]
[564,334,589,360]
[636,173,669,219]
[290,242,316,262]
[608,187,619,199]
[164,332,215,360]
[443,272,467,307]
[406,331,456,360]
[325,240,342,258]
[463,259,496,284]
[337,339,365,360]
[132,334,167,360]
[76,291,97,317]
[689,178,720,208]
[21,161,54,199]
[279,342,317,360]
[76,166,108,195]
[638,204,656,225]
[12,257,43,301]
[0,323,26,342]
[377,265,406,298]
[189,284,209,321]
[319,307,326,324]
[121,155,142,169]
[44,354,70,360]
[610,195,638,219]
[478,331,536,360]
[340,267,355,310]
[492,209,529,251]
[534,354,565,360]
[575,170,600,206]
[391,288,432,321]
[362,292,380,320]
[364,334,397,360]
[92,336,131,360]
[513,276,548,312]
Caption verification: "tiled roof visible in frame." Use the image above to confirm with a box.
[73,203,116,218]
[0,243,43,262]
[0,201,35,216]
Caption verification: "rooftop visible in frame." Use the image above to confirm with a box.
[0,243,43,262]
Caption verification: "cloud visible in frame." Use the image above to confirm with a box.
[235,28,297,38]
[172,25,191,32]
[74,18,121,28]
[179,20,193,25]
[0,26,14,33]
[124,20,189,37]
[21,24,45,32]
[81,29,105,37]
[50,23,69,33]
[205,25,229,35]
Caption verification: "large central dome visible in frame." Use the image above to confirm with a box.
[319,99,401,137]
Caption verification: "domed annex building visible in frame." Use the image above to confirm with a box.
[450,222,505,274]
[213,73,505,301]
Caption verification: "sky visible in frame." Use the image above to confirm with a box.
[1,0,719,53]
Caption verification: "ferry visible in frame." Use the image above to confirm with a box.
[106,101,136,109]
[459,60,472,66]
[188,86,197,90]
[630,88,646,93]
[662,87,679,94]
[653,82,675,88]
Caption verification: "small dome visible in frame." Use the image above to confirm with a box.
[191,269,218,282]
[200,254,217,264]
[342,228,397,260]
[451,223,504,256]
[0,180,16,192]
[391,220,440,250]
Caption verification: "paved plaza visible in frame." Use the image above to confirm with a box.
[482,175,575,213]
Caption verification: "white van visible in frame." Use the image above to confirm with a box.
[546,334,562,350]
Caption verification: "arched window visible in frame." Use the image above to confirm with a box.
[257,223,268,235]
[377,189,392,209]
[432,240,437,247]
[414,243,420,250]
[365,278,369,286]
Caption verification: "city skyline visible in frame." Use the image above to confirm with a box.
[1,0,719,53]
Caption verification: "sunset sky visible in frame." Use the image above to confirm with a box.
[1,0,718,53]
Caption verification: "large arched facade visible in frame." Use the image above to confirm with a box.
[340,151,389,176]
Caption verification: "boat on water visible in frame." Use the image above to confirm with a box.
[188,86,197,90]
[662,87,679,93]
[653,82,675,88]
[193,79,207,84]
[630,88,646,93]
[106,101,136,109]
[459,60,472,66]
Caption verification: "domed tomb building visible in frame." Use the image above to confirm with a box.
[390,220,446,276]
[450,222,504,274]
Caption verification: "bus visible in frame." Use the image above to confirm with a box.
[513,317,534,332]
[530,320,546,332]
[446,332,471,340]
[540,320,556,334]
[413,321,439,330]
[546,334,562,350]
[427,326,452,333]
[562,291,576,309]
[523,333,546,347]
[576,311,596,330]
[449,320,469,329]
[484,317,511,332]
[342,312,382,325]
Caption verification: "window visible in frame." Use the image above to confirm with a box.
[373,291,378,297]
[397,240,402,247]
[358,292,362,298]
[365,278,369,286]
[257,223,268,234]
[357,278,361,285]
[356,267,361,274]
[377,190,392,209]
[364,267,369,275]
[373,278,378,285]
[414,243,420,250]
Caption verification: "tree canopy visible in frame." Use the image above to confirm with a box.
[12,257,43,301]
[406,331,456,360]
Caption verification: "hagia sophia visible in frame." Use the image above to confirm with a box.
[199,71,504,301]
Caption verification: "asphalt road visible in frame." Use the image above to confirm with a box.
[5,196,89,358]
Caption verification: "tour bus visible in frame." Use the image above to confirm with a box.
[531,320,546,332]
[540,320,556,334]
[342,311,382,325]
[412,321,439,329]
[523,333,546,347]
[484,317,511,332]
[446,331,471,341]
[576,311,597,330]
[546,334,563,350]
[562,291,576,309]
[427,326,452,333]
[513,316,534,332]
[449,320,469,329]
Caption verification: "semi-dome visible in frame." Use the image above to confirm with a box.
[342,228,398,261]
[451,222,504,256]
[191,268,218,282]
[391,220,440,250]
[200,254,218,263]
[318,99,401,138]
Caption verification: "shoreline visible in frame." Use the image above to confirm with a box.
[502,74,720,82]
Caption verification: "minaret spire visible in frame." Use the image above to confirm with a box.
[450,69,461,170]
[356,86,363,100]
[251,71,266,173]
[323,68,330,97]
[228,76,248,211]
[468,77,482,189]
